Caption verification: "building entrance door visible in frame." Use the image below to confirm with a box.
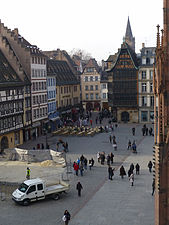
[0,136,9,153]
[121,111,129,122]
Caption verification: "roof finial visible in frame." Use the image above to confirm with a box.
[156,24,160,49]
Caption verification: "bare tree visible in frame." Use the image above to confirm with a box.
[70,48,92,61]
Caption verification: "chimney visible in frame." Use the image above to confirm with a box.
[13,28,19,36]
[142,43,145,48]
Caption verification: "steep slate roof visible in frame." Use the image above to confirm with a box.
[109,42,139,72]
[47,60,79,85]
[0,49,23,87]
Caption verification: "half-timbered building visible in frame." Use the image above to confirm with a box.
[107,18,139,122]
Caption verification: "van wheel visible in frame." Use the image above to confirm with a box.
[23,199,30,206]
[52,194,59,200]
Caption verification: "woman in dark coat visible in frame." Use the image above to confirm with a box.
[120,165,126,179]
[63,210,71,225]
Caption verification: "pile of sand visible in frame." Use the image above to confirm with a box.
[40,160,58,167]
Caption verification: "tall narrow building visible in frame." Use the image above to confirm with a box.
[154,0,169,224]
[108,18,138,122]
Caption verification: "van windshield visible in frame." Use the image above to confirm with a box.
[18,183,29,193]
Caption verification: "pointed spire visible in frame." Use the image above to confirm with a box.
[125,17,133,38]
[123,17,135,51]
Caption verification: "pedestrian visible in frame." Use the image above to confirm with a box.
[132,127,135,136]
[76,181,83,197]
[107,154,111,166]
[108,166,114,180]
[89,159,92,170]
[148,161,153,173]
[132,141,137,153]
[135,163,140,175]
[62,210,71,225]
[146,127,148,136]
[127,140,131,150]
[65,142,68,152]
[97,152,100,163]
[128,168,132,177]
[130,163,134,173]
[79,163,84,176]
[110,152,114,164]
[129,173,134,186]
[149,127,153,136]
[41,143,44,149]
[152,179,155,196]
[73,162,79,176]
[100,152,105,165]
[84,157,87,170]
[109,135,112,144]
[113,141,117,151]
[120,165,126,179]
[26,167,30,179]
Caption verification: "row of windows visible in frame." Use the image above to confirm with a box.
[32,82,47,92]
[33,95,47,105]
[33,107,47,119]
[0,102,23,116]
[48,102,56,113]
[31,69,46,78]
[60,86,77,94]
[85,93,99,100]
[85,85,98,91]
[141,83,153,93]
[141,96,154,107]
[141,111,154,122]
[86,68,94,73]
[141,70,153,80]
[47,77,56,87]
[0,115,23,130]
[48,90,56,99]
[32,57,46,65]
[84,76,99,82]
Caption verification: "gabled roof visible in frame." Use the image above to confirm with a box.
[108,42,139,72]
[47,59,79,86]
[84,58,100,73]
[0,49,23,86]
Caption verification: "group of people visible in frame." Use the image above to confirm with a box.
[97,151,114,165]
[73,155,95,176]
[127,140,137,153]
[142,124,153,136]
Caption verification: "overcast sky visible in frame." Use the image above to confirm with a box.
[0,0,163,62]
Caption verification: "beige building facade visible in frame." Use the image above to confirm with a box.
[81,59,101,111]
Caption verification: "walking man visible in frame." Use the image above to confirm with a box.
[109,135,112,144]
[76,181,83,197]
[148,161,153,173]
[108,166,114,180]
[135,163,140,175]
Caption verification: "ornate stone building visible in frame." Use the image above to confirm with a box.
[107,18,139,122]
[153,0,169,224]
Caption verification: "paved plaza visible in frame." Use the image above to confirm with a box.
[0,122,154,225]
